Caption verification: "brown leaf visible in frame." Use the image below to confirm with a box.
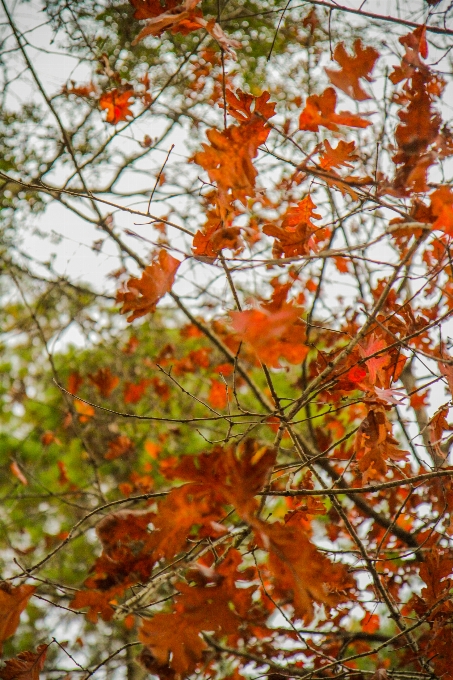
[0,646,47,680]
[117,250,181,322]
[254,521,353,622]
[139,549,255,676]
[0,584,36,654]
[263,195,322,259]
[88,368,120,398]
[163,439,276,520]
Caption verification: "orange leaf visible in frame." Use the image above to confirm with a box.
[254,521,353,622]
[70,588,120,624]
[139,549,254,676]
[74,399,95,422]
[123,379,150,404]
[10,462,28,486]
[117,250,181,322]
[299,87,371,131]
[88,367,120,398]
[263,195,322,259]
[67,371,83,395]
[193,94,275,214]
[208,378,228,409]
[0,584,36,654]
[359,336,389,385]
[144,440,161,459]
[62,81,97,98]
[326,39,379,101]
[230,305,308,367]
[222,88,276,123]
[319,140,358,171]
[0,645,48,680]
[99,88,134,125]
[131,0,240,56]
[163,439,276,520]
[355,407,408,483]
[105,435,134,460]
[129,0,178,20]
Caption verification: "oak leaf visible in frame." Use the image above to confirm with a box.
[299,88,371,131]
[0,645,47,680]
[194,121,270,213]
[117,250,181,322]
[99,88,134,125]
[131,0,241,56]
[254,521,353,622]
[263,195,322,259]
[355,407,408,482]
[326,40,379,101]
[129,0,178,20]
[105,435,134,460]
[0,584,36,654]
[88,367,119,397]
[163,439,276,519]
[359,336,389,385]
[222,89,276,124]
[319,140,358,171]
[139,549,255,676]
[70,587,122,623]
[230,305,308,367]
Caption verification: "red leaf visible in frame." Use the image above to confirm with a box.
[129,0,178,20]
[123,379,150,404]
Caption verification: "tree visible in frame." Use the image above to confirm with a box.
[1,0,453,678]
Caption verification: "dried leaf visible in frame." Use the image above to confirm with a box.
[0,584,36,653]
[0,645,47,680]
[326,39,379,100]
[99,88,134,125]
[88,367,120,397]
[299,87,371,131]
[117,250,181,322]
[230,305,308,368]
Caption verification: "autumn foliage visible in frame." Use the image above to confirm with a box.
[3,1,453,680]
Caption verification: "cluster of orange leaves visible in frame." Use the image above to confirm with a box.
[67,440,353,677]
